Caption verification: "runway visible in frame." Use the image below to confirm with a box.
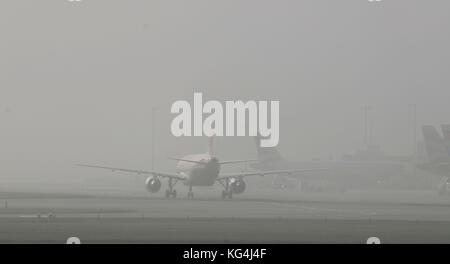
[0,189,450,243]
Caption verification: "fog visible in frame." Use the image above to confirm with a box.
[1,0,449,193]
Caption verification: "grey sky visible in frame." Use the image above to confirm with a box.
[1,1,449,188]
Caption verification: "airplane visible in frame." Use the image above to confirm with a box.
[250,136,404,191]
[78,138,320,199]
[418,125,450,195]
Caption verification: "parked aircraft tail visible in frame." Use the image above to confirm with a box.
[422,125,450,163]
[441,124,450,154]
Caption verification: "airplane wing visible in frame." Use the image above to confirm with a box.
[77,164,185,181]
[217,168,326,180]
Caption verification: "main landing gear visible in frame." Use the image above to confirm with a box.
[218,178,233,200]
[165,178,178,199]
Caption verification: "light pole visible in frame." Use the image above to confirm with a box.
[413,104,417,158]
[151,107,158,170]
[364,105,372,148]
[409,104,417,180]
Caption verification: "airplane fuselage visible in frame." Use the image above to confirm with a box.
[176,154,221,186]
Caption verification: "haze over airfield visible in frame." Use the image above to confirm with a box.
[0,1,449,190]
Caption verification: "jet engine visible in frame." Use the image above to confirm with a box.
[145,177,161,193]
[230,178,246,194]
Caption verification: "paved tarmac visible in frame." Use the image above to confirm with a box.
[0,189,449,243]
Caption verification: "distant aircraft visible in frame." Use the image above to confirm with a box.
[441,124,450,155]
[78,138,318,199]
[250,136,404,191]
[418,125,450,195]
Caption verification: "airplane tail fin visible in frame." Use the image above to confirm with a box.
[422,125,450,163]
[441,124,450,154]
[254,136,285,162]
[442,124,450,140]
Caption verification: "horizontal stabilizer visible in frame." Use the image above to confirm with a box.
[168,157,207,165]
[169,157,256,165]
[219,159,257,165]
